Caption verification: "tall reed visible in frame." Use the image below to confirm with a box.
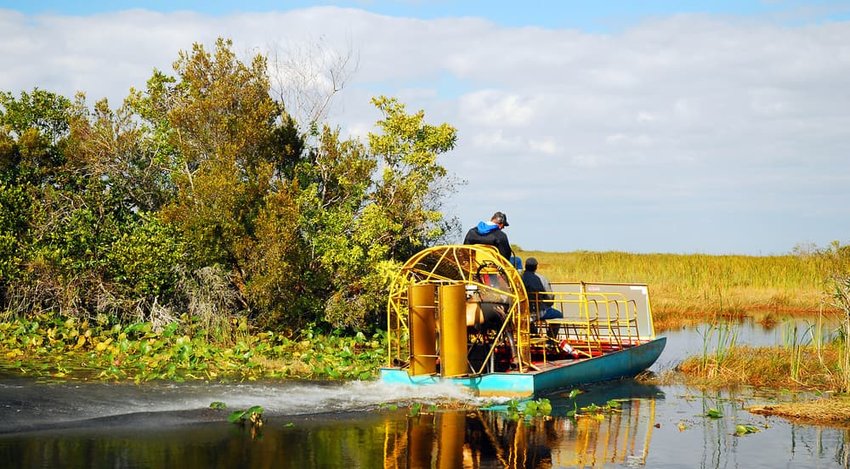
[696,322,738,377]
[782,321,815,383]
[830,276,850,393]
[517,250,833,319]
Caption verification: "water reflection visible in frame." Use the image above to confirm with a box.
[390,411,566,468]
[382,383,662,468]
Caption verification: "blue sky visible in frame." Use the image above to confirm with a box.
[2,1,849,255]
[7,0,850,28]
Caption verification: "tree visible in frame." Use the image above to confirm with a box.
[321,96,458,328]
[0,38,460,335]
[0,90,136,317]
[128,38,312,327]
[269,37,358,132]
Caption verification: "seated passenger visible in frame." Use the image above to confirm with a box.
[463,211,512,260]
[521,257,563,335]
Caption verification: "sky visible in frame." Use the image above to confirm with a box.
[1,1,849,255]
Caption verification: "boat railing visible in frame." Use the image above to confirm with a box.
[530,287,647,355]
[586,294,641,346]
[529,291,600,357]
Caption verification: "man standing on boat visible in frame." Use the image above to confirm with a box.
[463,211,512,260]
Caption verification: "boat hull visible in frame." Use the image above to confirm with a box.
[380,336,667,397]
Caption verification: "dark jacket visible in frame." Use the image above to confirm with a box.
[463,221,511,260]
[521,270,553,314]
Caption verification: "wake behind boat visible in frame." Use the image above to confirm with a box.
[380,245,666,397]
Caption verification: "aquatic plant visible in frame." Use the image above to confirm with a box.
[734,424,760,436]
[696,321,738,377]
[782,320,816,383]
[561,391,623,419]
[487,398,553,421]
[830,275,850,392]
[521,398,552,417]
[228,405,265,425]
[565,389,582,399]
[704,408,723,419]
[228,405,265,439]
[0,315,387,382]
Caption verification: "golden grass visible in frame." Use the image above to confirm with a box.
[678,344,846,391]
[517,250,835,327]
[749,395,850,425]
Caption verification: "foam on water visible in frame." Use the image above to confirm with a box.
[126,379,492,416]
[0,377,500,430]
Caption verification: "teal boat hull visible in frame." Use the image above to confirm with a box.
[380,336,667,397]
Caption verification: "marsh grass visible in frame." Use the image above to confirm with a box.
[678,343,847,390]
[517,250,834,328]
[749,395,850,424]
[783,320,816,383]
[830,276,850,393]
[696,322,738,377]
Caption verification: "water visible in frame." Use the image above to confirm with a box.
[1,318,847,468]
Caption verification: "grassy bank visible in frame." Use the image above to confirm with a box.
[517,250,837,329]
[677,343,848,391]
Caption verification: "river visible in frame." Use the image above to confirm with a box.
[1,319,847,468]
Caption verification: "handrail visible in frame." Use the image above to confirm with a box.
[529,288,646,353]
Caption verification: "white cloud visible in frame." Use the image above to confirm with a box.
[459,90,536,127]
[1,7,848,254]
[528,137,557,155]
[468,129,524,153]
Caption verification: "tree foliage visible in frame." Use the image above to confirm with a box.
[0,38,457,334]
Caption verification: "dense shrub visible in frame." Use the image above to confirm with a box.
[0,38,457,335]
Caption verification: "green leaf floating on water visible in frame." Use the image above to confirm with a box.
[228,410,247,423]
[735,424,760,435]
[209,401,227,410]
[228,405,265,424]
[705,408,723,419]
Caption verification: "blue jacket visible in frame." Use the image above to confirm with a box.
[463,221,511,259]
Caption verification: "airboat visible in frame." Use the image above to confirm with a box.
[380,245,666,397]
